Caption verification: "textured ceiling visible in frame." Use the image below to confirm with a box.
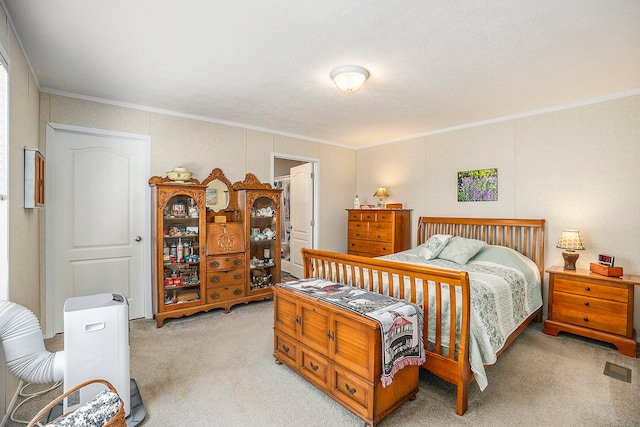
[4,0,640,148]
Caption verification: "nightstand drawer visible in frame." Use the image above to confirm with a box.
[553,277,629,302]
[553,307,627,336]
[553,291,628,320]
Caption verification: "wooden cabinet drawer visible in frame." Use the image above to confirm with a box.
[553,291,628,320]
[366,223,393,242]
[206,283,244,303]
[348,211,363,221]
[553,307,627,336]
[274,331,298,369]
[331,365,373,419]
[207,254,244,271]
[348,239,394,256]
[553,277,628,302]
[348,222,369,240]
[207,222,244,254]
[300,349,330,389]
[206,268,245,286]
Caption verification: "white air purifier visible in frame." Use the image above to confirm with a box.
[63,293,130,415]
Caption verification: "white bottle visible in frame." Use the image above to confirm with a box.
[177,238,183,263]
[354,195,360,209]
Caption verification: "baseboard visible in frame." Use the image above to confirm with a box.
[1,380,24,427]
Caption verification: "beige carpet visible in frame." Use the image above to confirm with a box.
[6,300,640,426]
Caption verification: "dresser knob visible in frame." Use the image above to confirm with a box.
[583,317,589,322]
[584,301,589,306]
[585,286,591,291]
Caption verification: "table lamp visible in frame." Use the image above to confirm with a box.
[556,229,585,270]
[373,187,389,208]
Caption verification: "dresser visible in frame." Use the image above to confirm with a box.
[544,266,639,357]
[346,209,411,257]
[273,285,419,427]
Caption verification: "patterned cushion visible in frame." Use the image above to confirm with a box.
[419,234,452,260]
[436,236,487,264]
[46,390,121,427]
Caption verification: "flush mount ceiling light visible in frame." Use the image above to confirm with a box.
[330,65,370,92]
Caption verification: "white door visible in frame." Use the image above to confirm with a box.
[46,124,149,334]
[289,163,314,279]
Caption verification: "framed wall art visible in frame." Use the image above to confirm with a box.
[457,168,498,202]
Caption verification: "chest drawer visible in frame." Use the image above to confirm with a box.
[553,277,629,302]
[206,283,245,303]
[207,254,244,271]
[331,364,374,419]
[207,268,245,286]
[274,330,298,369]
[348,240,394,256]
[300,348,330,390]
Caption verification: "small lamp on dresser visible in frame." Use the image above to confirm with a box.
[556,229,585,270]
[373,187,389,208]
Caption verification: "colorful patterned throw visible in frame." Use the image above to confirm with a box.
[279,278,426,387]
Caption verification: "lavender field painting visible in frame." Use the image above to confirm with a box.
[457,168,498,202]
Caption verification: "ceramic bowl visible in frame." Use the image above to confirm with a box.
[166,171,192,181]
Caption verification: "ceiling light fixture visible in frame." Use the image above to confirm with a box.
[330,65,370,92]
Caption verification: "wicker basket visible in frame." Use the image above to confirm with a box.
[27,379,126,427]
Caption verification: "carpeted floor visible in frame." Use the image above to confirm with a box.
[6,300,640,426]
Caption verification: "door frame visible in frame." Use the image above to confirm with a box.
[270,153,319,254]
[44,122,152,338]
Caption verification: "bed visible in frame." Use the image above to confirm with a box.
[301,217,545,415]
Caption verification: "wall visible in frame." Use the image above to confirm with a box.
[355,94,640,334]
[0,4,43,418]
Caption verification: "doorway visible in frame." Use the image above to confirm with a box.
[45,123,151,337]
[271,153,318,279]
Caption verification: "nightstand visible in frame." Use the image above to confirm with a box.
[544,265,639,357]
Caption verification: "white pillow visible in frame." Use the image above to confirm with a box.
[437,236,487,264]
[419,234,452,260]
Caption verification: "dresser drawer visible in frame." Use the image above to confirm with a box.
[348,222,369,240]
[206,268,245,286]
[348,211,363,221]
[348,239,393,256]
[366,224,393,242]
[331,364,373,419]
[206,283,245,303]
[207,254,244,271]
[299,348,330,390]
[553,277,629,302]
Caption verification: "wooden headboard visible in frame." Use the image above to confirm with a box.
[417,217,546,280]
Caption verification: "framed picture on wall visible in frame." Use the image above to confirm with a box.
[457,168,498,202]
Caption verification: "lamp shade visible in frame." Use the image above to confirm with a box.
[330,65,370,92]
[556,230,585,251]
[373,187,390,198]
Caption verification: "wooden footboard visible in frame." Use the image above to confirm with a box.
[301,248,474,415]
[301,217,545,416]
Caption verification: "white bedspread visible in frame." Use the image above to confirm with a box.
[378,245,542,390]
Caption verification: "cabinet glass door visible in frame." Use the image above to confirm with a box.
[162,194,202,307]
[249,195,279,291]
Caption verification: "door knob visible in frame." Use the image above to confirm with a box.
[134,236,142,242]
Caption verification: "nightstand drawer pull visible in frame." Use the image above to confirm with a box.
[583,317,589,322]
[585,286,591,291]
[584,301,589,306]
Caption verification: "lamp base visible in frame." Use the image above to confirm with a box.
[562,250,580,270]
[377,198,385,208]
